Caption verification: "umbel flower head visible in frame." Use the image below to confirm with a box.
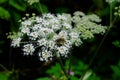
[9,11,107,62]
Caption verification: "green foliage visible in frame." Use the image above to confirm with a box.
[31,3,49,13]
[0,0,27,20]
[40,3,49,13]
[0,72,9,80]
[72,60,88,76]
[36,60,101,80]
[46,63,61,78]
[111,61,120,79]
[0,0,7,4]
[9,0,26,11]
[87,73,100,80]
[0,70,20,80]
[0,7,11,19]
[112,40,120,48]
[70,76,79,80]
[92,0,117,17]
[82,70,92,80]
[0,0,28,33]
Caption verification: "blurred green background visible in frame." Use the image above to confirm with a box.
[0,0,120,80]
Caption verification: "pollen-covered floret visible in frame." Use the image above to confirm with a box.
[23,44,35,55]
[39,50,53,61]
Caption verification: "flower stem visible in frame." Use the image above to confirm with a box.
[39,2,43,14]
[110,3,112,27]
[67,52,72,79]
[58,56,68,78]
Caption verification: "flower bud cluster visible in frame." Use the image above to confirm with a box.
[25,0,39,5]
[114,6,120,16]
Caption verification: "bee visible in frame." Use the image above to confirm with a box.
[55,35,67,46]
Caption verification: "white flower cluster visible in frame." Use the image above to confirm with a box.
[106,0,120,3]
[10,11,107,62]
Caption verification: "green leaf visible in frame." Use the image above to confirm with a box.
[0,0,7,4]
[70,76,79,80]
[111,65,120,76]
[65,60,69,69]
[40,3,48,13]
[74,71,83,75]
[46,63,61,78]
[59,75,67,80]
[33,3,49,13]
[112,40,120,48]
[110,61,120,79]
[88,74,100,80]
[118,61,120,67]
[75,61,88,70]
[11,11,21,23]
[72,60,88,76]
[9,0,26,11]
[82,70,92,80]
[0,7,11,19]
[0,73,9,80]
[32,3,48,13]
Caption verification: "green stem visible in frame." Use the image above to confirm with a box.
[67,52,72,79]
[34,0,43,14]
[39,0,43,14]
[58,57,68,78]
[80,3,118,80]
[110,3,112,27]
[88,14,117,70]
[87,2,118,69]
[0,64,9,72]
